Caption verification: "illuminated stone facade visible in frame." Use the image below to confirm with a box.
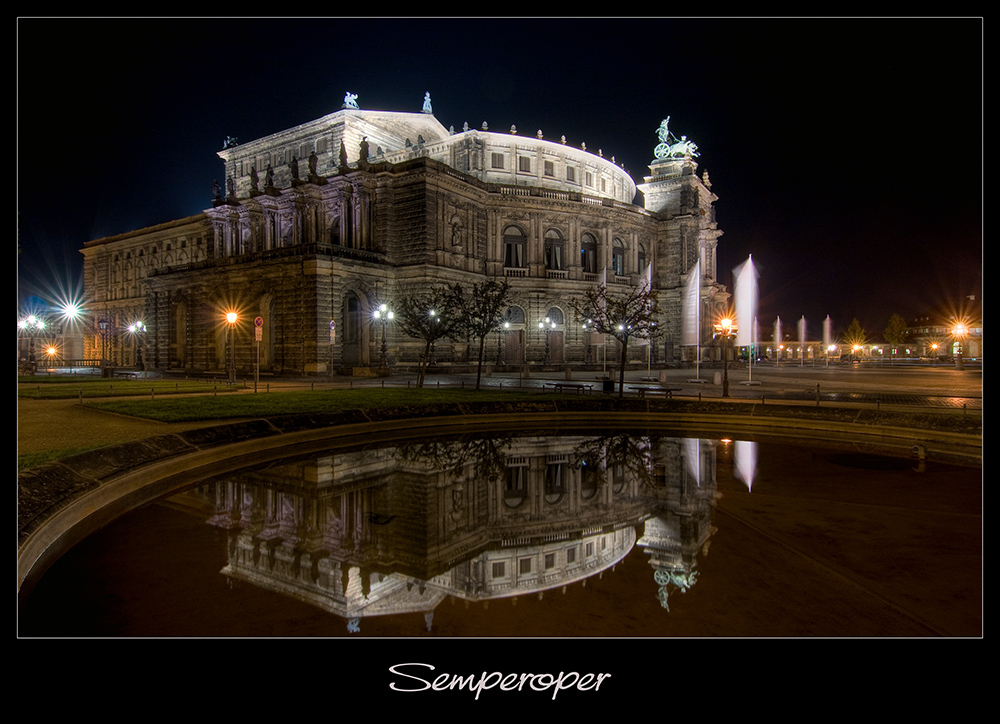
[80,98,728,374]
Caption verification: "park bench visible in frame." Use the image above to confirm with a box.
[547,382,593,394]
[628,386,682,399]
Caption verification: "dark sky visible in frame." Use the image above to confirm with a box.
[17,17,982,336]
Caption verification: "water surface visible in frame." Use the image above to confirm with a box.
[19,429,981,637]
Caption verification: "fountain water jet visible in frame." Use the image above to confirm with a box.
[681,259,704,381]
[823,315,833,365]
[774,316,782,364]
[799,316,807,366]
[733,255,760,384]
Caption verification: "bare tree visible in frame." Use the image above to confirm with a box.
[394,286,460,387]
[572,281,659,398]
[450,278,511,391]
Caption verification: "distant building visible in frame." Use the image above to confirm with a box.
[80,97,728,375]
[908,299,982,359]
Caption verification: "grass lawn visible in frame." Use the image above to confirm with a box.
[79,387,553,422]
[17,375,238,399]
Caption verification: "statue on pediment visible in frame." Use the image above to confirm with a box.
[653,117,700,160]
[343,92,359,110]
[422,92,433,114]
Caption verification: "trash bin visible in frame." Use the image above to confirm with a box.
[603,379,615,394]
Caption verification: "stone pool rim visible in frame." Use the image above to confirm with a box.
[18,398,982,602]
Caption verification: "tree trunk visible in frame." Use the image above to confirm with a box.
[475,336,487,390]
[618,337,628,398]
[417,339,432,388]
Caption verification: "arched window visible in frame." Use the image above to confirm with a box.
[581,233,598,274]
[546,307,564,325]
[504,465,527,509]
[637,243,648,276]
[612,238,626,276]
[505,306,526,325]
[544,229,564,270]
[503,225,526,268]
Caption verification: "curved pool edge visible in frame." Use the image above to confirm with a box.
[18,401,982,602]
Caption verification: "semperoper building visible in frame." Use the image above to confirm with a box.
[81,92,729,376]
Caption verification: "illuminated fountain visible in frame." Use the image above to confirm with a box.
[799,315,807,366]
[733,255,760,385]
[682,259,705,382]
[734,440,758,492]
[773,316,782,364]
[823,315,833,365]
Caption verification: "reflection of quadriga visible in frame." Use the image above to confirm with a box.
[195,432,719,630]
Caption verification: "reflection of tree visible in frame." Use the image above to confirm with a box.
[571,433,659,490]
[393,433,515,485]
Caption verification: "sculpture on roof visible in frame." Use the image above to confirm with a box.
[653,117,700,160]
[343,92,359,110]
[422,92,433,114]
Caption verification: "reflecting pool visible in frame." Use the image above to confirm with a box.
[19,429,981,637]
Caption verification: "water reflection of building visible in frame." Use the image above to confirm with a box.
[195,432,719,631]
[637,438,720,611]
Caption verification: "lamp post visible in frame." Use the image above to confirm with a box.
[17,314,47,369]
[127,321,146,370]
[225,311,238,384]
[538,317,554,365]
[952,322,968,370]
[713,316,737,398]
[373,302,393,373]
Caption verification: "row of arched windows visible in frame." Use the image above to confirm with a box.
[503,225,648,276]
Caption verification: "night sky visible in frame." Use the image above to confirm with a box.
[17,17,982,337]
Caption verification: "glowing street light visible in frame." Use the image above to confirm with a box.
[952,321,969,370]
[373,302,393,373]
[538,316,556,365]
[713,316,738,398]
[225,311,239,383]
[18,314,47,367]
[127,321,147,370]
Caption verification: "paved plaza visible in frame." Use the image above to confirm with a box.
[17,362,982,460]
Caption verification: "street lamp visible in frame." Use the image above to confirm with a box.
[18,314,47,368]
[373,302,393,373]
[952,322,968,370]
[127,321,146,370]
[713,316,738,398]
[538,317,555,365]
[496,320,509,366]
[225,311,238,383]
